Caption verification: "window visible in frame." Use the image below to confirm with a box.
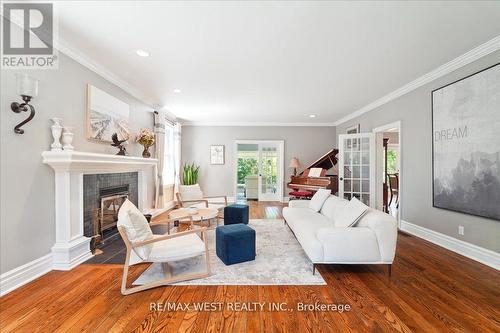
[163,124,175,185]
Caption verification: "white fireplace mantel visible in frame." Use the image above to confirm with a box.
[42,151,158,270]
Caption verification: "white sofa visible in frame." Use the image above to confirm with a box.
[282,195,398,273]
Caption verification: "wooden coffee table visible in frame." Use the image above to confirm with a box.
[169,207,220,231]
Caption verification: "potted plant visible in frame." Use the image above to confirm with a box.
[182,162,200,185]
[136,128,155,158]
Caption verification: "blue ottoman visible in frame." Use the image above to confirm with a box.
[224,204,249,225]
[216,224,255,265]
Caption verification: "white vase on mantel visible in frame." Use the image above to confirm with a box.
[50,118,63,151]
[62,126,74,151]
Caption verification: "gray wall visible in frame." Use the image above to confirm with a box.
[0,54,154,274]
[337,50,500,252]
[181,126,336,197]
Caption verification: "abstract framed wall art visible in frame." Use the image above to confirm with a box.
[432,63,500,221]
[87,84,130,143]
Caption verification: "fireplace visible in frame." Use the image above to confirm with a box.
[42,151,158,270]
[83,172,139,250]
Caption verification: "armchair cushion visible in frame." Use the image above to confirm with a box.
[148,233,206,262]
[179,184,204,201]
[117,199,153,260]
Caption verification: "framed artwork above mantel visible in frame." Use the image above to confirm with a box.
[432,62,500,221]
[86,84,130,143]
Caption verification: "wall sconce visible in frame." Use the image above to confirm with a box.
[11,74,38,134]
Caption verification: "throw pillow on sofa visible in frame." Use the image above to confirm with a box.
[332,197,369,227]
[309,189,331,212]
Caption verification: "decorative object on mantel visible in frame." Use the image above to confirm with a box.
[210,144,224,165]
[136,128,155,158]
[86,84,130,143]
[50,118,63,151]
[432,63,500,221]
[111,132,128,155]
[289,157,301,176]
[62,127,74,151]
[182,163,200,185]
[10,73,38,134]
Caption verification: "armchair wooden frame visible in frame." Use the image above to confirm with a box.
[176,193,228,208]
[117,215,211,295]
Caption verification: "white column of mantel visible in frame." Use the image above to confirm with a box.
[50,167,93,270]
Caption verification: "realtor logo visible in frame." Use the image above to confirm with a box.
[1,2,58,69]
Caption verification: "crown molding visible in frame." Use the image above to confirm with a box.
[55,39,156,106]
[3,7,156,107]
[182,121,336,127]
[334,35,500,126]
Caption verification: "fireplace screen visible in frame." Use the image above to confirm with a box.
[94,185,130,243]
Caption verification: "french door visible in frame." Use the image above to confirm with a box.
[235,140,284,202]
[338,133,376,207]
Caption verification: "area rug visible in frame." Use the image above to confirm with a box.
[133,219,326,285]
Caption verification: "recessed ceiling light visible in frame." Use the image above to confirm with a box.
[309,114,316,118]
[173,89,182,94]
[136,49,149,57]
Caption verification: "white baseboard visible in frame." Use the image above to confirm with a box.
[400,220,499,270]
[0,254,53,296]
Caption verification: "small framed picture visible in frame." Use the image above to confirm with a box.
[346,124,360,134]
[210,145,225,165]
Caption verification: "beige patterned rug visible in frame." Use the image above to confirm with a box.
[133,219,326,285]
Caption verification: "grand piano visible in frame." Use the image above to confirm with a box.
[287,148,339,195]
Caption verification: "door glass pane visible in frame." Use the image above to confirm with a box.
[344,179,352,192]
[362,180,370,192]
[352,166,360,178]
[362,151,369,164]
[362,166,370,178]
[353,180,360,193]
[352,152,361,165]
[260,146,278,195]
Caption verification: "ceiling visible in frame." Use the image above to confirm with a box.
[55,1,500,125]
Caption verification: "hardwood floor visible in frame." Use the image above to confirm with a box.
[1,202,499,332]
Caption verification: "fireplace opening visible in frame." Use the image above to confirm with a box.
[91,185,129,250]
[83,172,139,254]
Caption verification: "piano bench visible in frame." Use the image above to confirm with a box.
[289,191,313,200]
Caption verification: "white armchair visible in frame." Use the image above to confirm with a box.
[176,184,228,211]
[117,199,210,295]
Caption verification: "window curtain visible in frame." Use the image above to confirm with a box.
[173,123,182,193]
[154,110,167,209]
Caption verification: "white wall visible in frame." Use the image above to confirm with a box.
[0,54,154,274]
[181,126,336,198]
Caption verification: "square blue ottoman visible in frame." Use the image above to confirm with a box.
[224,204,249,225]
[216,224,255,265]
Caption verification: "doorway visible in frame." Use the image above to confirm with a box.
[373,121,402,225]
[234,140,284,202]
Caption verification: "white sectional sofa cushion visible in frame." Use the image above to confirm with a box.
[309,189,331,212]
[332,197,369,228]
[284,194,397,265]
